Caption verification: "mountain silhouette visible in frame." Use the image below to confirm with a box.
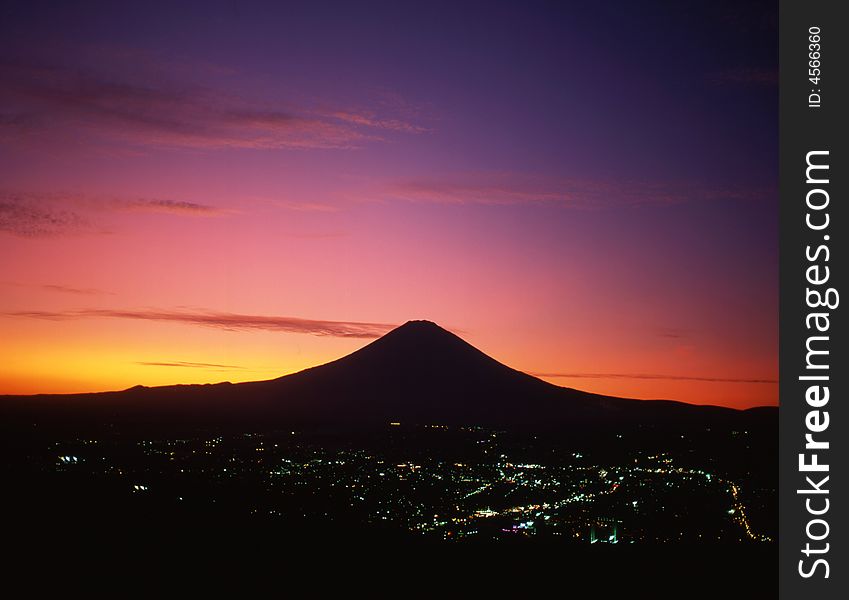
[253,320,567,424]
[0,320,774,434]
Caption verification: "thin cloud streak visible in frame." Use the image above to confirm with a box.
[6,308,396,338]
[40,284,115,296]
[655,327,690,340]
[0,60,426,150]
[532,372,777,384]
[2,281,115,296]
[0,192,229,237]
[0,195,91,237]
[384,175,772,209]
[327,110,430,134]
[136,360,245,369]
[113,198,227,215]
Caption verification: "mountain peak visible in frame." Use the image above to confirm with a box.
[398,319,444,330]
[269,316,565,426]
[378,319,459,341]
[375,319,465,349]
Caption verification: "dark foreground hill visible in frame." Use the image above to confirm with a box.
[0,320,775,436]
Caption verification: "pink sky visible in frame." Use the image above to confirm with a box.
[0,1,778,408]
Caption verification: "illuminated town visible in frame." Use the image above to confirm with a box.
[41,423,775,544]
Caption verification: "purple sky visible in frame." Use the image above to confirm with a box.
[0,1,778,407]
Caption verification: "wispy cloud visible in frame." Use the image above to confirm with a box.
[114,198,227,215]
[655,327,690,340]
[0,195,91,237]
[382,174,772,209]
[532,372,777,384]
[0,60,427,151]
[2,281,114,296]
[327,110,430,134]
[6,307,396,338]
[39,284,114,296]
[387,179,569,207]
[135,360,245,369]
[0,191,228,237]
[268,199,342,213]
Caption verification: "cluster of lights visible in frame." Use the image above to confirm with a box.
[45,425,774,544]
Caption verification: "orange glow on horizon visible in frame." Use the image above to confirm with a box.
[0,312,777,409]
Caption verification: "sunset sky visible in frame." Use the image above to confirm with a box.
[0,1,777,408]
